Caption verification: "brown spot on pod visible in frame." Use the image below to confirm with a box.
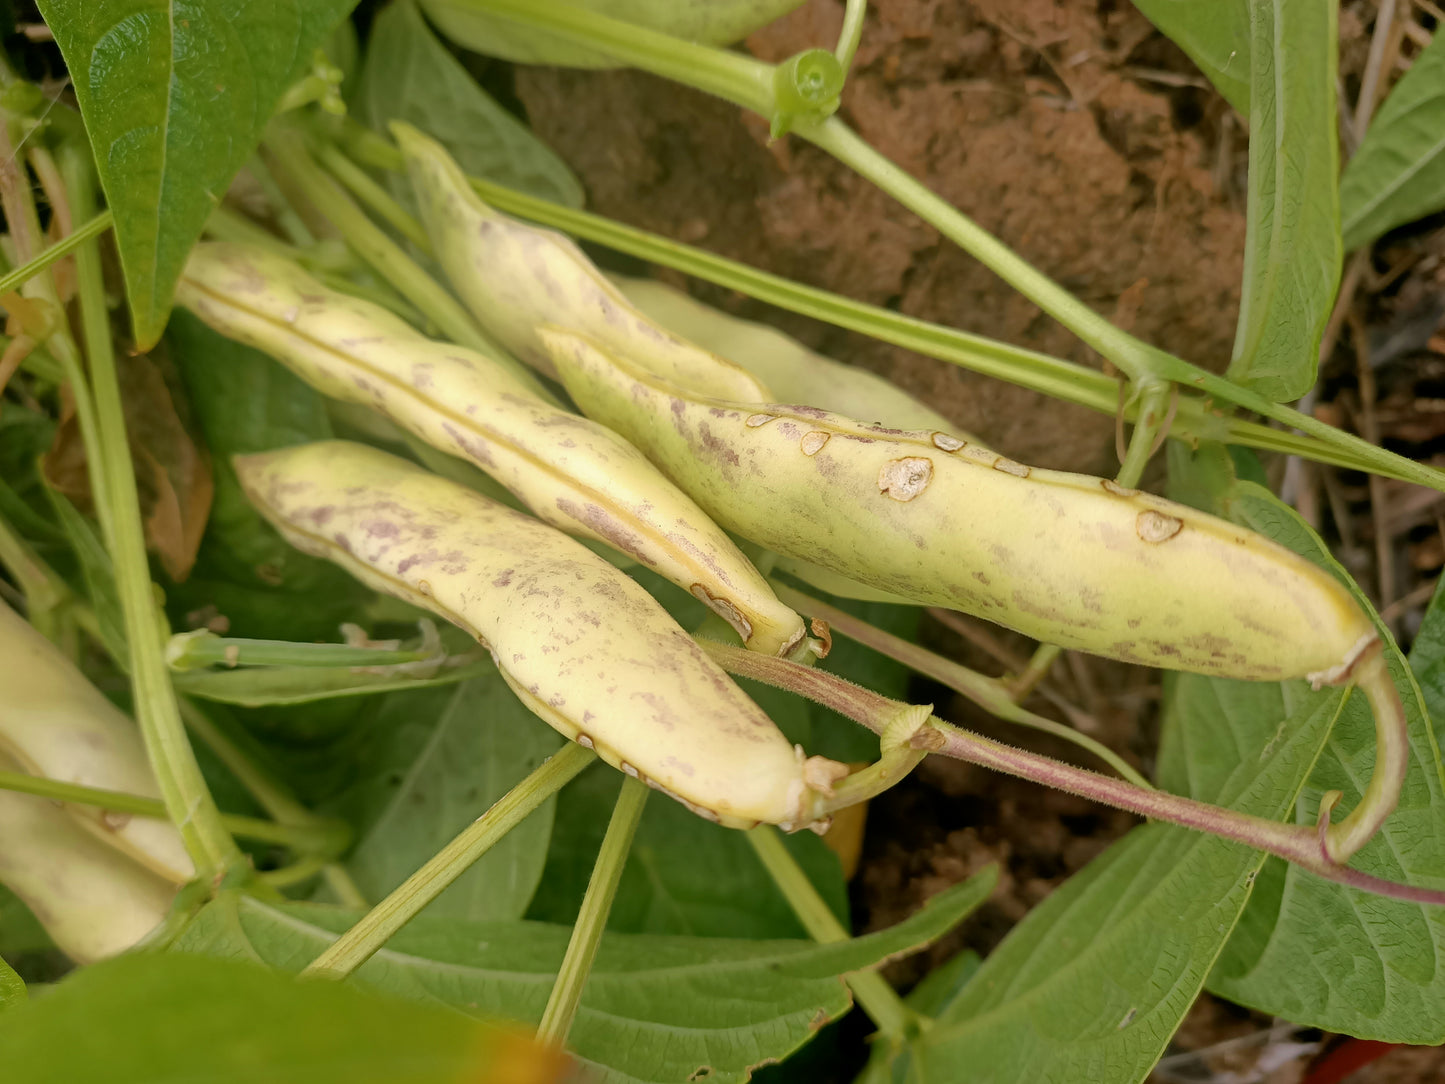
[745,413,776,428]
[992,458,1031,478]
[689,584,754,642]
[932,432,966,452]
[101,810,133,831]
[878,457,934,501]
[575,733,595,750]
[800,431,830,456]
[810,618,832,658]
[1136,510,1183,543]
[620,762,643,781]
[1101,479,1139,497]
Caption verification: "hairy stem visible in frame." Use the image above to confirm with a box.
[705,643,1445,906]
[771,584,1150,788]
[748,825,921,1045]
[536,775,648,1047]
[304,743,595,978]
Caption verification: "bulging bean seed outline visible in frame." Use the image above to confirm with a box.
[0,600,194,883]
[234,441,921,831]
[176,242,812,659]
[543,328,1409,863]
[394,121,774,403]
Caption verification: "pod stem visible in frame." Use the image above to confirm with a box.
[1321,649,1411,863]
[747,825,923,1047]
[768,584,1152,789]
[536,775,648,1048]
[303,742,596,979]
[705,643,1445,907]
[0,769,349,856]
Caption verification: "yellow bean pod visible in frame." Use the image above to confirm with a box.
[613,275,978,440]
[177,242,808,658]
[0,751,176,963]
[0,600,193,883]
[234,441,846,830]
[544,329,1379,685]
[394,122,771,402]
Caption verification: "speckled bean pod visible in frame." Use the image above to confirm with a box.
[0,600,193,883]
[234,441,847,829]
[0,749,175,963]
[613,275,978,440]
[544,329,1380,686]
[395,122,773,402]
[177,242,809,658]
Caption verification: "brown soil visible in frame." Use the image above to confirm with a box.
[512,1,1445,1081]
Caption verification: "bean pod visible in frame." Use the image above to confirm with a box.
[234,441,848,830]
[545,329,1378,684]
[395,122,772,402]
[0,600,193,883]
[177,242,809,659]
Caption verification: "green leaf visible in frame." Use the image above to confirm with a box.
[38,0,359,348]
[421,0,804,69]
[166,309,372,640]
[1341,31,1445,251]
[335,674,562,920]
[528,760,850,939]
[174,875,993,1084]
[889,683,1343,1083]
[1198,486,1445,1042]
[356,0,582,207]
[1121,0,1250,114]
[0,953,23,1009]
[1226,0,1341,402]
[0,952,543,1083]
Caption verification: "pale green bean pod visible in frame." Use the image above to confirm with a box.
[613,275,977,440]
[544,329,1408,861]
[0,600,193,883]
[394,122,771,402]
[234,441,852,830]
[177,242,810,658]
[0,750,175,963]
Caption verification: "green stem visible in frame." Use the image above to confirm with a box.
[58,146,241,879]
[0,209,111,296]
[424,1,1445,491]
[0,510,69,629]
[167,631,434,671]
[747,826,919,1044]
[304,743,595,978]
[536,775,648,1047]
[835,0,868,72]
[265,129,496,356]
[0,770,347,854]
[772,584,1150,789]
[314,142,432,252]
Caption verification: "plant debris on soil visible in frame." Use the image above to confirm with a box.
[495,0,1445,1079]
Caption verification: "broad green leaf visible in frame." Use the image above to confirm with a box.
[1341,31,1445,251]
[1227,0,1341,402]
[1200,486,1445,1041]
[0,952,554,1083]
[1117,0,1250,114]
[0,953,23,1009]
[892,682,1342,1083]
[174,875,993,1084]
[357,0,582,208]
[528,758,850,938]
[421,0,804,69]
[335,674,562,921]
[38,0,358,348]
[166,309,371,641]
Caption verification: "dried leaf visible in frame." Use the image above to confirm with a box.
[43,344,213,582]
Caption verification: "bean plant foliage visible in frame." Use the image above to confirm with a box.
[3,2,1445,1083]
